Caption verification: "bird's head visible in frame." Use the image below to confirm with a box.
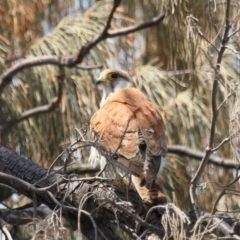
[96,69,135,105]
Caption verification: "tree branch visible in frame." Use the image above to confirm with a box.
[108,13,165,37]
[167,145,238,168]
[0,74,64,132]
[1,144,240,239]
[0,205,52,226]
[0,144,161,239]
[0,0,165,94]
[190,0,232,217]
[54,162,100,175]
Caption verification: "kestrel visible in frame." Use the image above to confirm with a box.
[89,69,172,204]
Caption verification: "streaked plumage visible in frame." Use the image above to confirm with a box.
[89,69,171,204]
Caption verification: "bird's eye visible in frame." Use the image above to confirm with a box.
[111,73,118,79]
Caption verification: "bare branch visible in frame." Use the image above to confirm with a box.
[75,65,102,70]
[0,74,64,131]
[190,0,232,218]
[168,145,239,168]
[217,92,235,111]
[104,198,162,235]
[41,143,240,180]
[70,0,121,65]
[54,162,100,175]
[0,205,52,226]
[108,13,165,37]
[228,28,240,39]
[0,0,165,94]
[210,175,240,216]
[210,137,230,152]
[208,0,222,42]
[197,28,219,53]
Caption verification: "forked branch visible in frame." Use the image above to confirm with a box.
[0,0,165,95]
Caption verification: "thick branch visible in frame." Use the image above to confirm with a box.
[168,145,238,168]
[0,145,160,239]
[1,145,239,239]
[0,205,51,226]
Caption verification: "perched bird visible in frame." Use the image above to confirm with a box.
[89,69,172,205]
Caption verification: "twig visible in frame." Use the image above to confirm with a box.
[0,172,65,194]
[75,65,102,70]
[197,28,219,53]
[210,137,230,152]
[217,92,235,111]
[208,0,222,42]
[108,13,165,37]
[78,192,97,240]
[137,229,149,239]
[198,47,229,88]
[75,127,87,141]
[1,226,13,240]
[70,0,121,65]
[213,174,240,190]
[191,212,240,240]
[211,169,240,225]
[211,188,226,215]
[96,163,108,177]
[112,116,132,155]
[54,162,100,175]
[35,139,92,185]
[227,28,240,39]
[104,198,162,234]
[46,191,76,212]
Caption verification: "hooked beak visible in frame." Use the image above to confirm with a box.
[96,79,104,85]
[96,75,106,85]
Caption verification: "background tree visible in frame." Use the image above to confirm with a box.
[0,0,240,239]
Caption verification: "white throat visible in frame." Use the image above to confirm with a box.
[100,84,113,107]
[100,78,134,107]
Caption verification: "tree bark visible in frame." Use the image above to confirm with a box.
[0,145,162,239]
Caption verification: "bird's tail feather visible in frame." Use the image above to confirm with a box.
[131,174,167,205]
